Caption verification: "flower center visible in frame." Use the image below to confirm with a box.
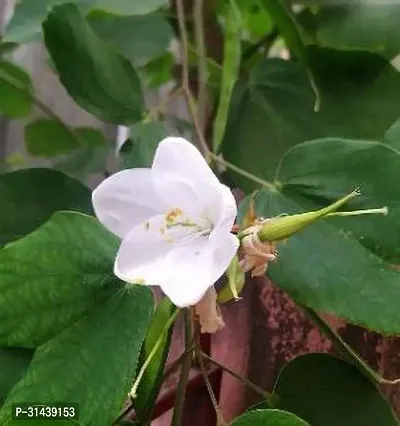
[161,207,213,242]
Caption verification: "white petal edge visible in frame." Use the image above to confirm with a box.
[211,184,238,231]
[152,137,220,192]
[114,215,173,285]
[114,216,239,307]
[160,229,240,307]
[113,212,208,285]
[92,168,200,239]
[152,137,237,230]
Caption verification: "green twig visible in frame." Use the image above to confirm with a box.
[300,305,400,385]
[201,352,271,399]
[193,0,207,133]
[171,310,193,426]
[130,309,180,399]
[208,151,276,190]
[196,350,227,426]
[175,0,211,161]
[163,341,196,382]
[326,207,388,218]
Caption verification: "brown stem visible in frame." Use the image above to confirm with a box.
[175,0,210,160]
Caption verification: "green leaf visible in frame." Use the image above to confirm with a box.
[272,354,397,425]
[275,139,400,262]
[3,0,93,44]
[232,409,309,425]
[92,0,168,15]
[134,298,175,421]
[314,2,400,58]
[242,138,400,334]
[4,0,52,43]
[88,11,173,63]
[53,127,111,179]
[120,122,168,169]
[0,168,93,248]
[4,0,167,44]
[0,42,19,56]
[142,52,175,89]
[222,47,400,192]
[384,118,400,151]
[237,0,272,40]
[43,4,144,124]
[25,119,80,157]
[0,212,121,347]
[0,348,33,407]
[0,285,154,426]
[0,60,32,117]
[260,0,320,109]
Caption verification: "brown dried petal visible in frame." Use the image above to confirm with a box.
[194,286,225,334]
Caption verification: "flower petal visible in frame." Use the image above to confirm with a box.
[114,214,205,286]
[153,137,220,192]
[92,168,200,238]
[114,214,239,307]
[209,184,238,231]
[153,137,237,230]
[161,228,240,307]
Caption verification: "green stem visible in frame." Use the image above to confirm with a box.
[241,27,279,64]
[300,305,400,385]
[171,310,193,426]
[208,152,275,190]
[130,309,180,399]
[193,0,207,133]
[176,0,211,161]
[326,207,388,218]
[195,347,228,426]
[201,352,271,399]
[162,342,195,382]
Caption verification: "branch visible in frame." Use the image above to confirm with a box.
[193,0,207,132]
[201,352,271,399]
[175,0,211,161]
[171,310,194,425]
[195,347,228,426]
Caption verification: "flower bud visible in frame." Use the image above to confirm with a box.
[252,190,360,242]
[237,189,387,278]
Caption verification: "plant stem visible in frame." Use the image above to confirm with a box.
[163,341,196,382]
[300,305,400,385]
[175,0,211,161]
[113,401,134,425]
[201,352,271,399]
[193,328,228,426]
[130,309,180,399]
[143,87,184,121]
[193,0,207,133]
[171,310,194,426]
[208,151,276,190]
[326,207,388,218]
[241,27,279,64]
[195,347,228,426]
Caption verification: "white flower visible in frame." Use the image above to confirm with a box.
[92,137,239,307]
